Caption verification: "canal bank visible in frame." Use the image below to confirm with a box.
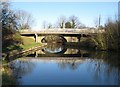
[2,42,45,86]
[2,36,46,63]
[2,43,120,85]
[2,44,45,62]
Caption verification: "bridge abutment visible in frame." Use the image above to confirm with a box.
[77,35,81,42]
[35,33,38,43]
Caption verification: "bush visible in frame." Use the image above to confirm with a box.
[92,19,120,51]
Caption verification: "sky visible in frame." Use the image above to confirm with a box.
[11,0,119,2]
[11,2,118,30]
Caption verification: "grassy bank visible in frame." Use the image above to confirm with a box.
[20,36,41,50]
[2,36,41,62]
[3,36,41,53]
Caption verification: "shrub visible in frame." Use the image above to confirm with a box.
[92,19,120,51]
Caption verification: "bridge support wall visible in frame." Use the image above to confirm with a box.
[77,35,81,42]
[22,34,84,43]
[35,33,38,43]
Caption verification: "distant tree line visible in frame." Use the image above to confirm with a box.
[42,15,86,29]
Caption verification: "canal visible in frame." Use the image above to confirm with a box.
[2,43,120,85]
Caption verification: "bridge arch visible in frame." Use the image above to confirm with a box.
[41,35,67,44]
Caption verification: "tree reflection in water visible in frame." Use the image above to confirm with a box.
[8,58,36,79]
[86,52,120,85]
[2,43,120,85]
[57,59,84,70]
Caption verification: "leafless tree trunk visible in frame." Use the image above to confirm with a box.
[69,15,81,29]
[57,16,66,28]
[16,10,35,30]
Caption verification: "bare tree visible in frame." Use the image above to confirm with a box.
[42,21,47,29]
[47,23,52,29]
[69,15,81,29]
[57,16,66,28]
[16,10,34,29]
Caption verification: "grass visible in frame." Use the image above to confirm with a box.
[3,36,41,53]
[2,36,41,61]
[20,36,41,50]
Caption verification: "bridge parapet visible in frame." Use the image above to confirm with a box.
[19,28,105,34]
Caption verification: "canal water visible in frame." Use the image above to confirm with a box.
[3,43,120,85]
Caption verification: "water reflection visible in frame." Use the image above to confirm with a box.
[86,59,119,84]
[57,59,84,70]
[4,56,120,85]
[26,43,90,58]
[8,59,36,79]
[3,43,120,85]
[42,43,67,54]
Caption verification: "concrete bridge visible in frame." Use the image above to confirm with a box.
[20,28,105,43]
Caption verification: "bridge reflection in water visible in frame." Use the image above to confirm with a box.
[22,43,92,70]
[26,43,91,58]
[4,43,120,85]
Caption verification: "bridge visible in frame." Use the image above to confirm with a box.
[19,28,105,43]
